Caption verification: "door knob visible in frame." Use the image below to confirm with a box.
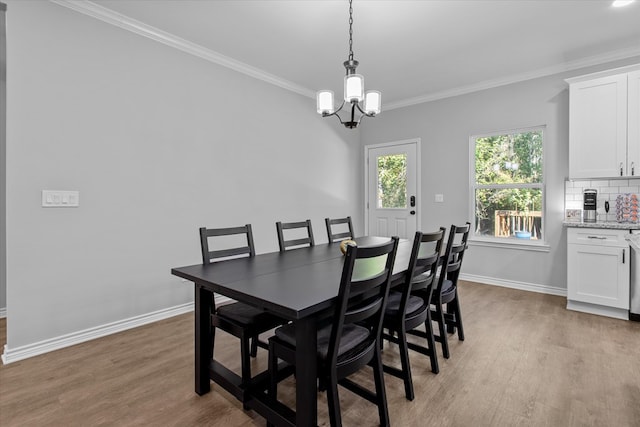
[410,210,416,215]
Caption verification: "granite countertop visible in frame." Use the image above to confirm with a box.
[562,221,640,230]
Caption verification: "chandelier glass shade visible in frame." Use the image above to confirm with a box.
[316,0,380,129]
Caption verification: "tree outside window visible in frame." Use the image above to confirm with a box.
[377,154,407,209]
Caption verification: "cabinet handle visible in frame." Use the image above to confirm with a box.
[623,248,626,264]
[632,162,635,176]
[620,162,624,176]
[587,236,607,240]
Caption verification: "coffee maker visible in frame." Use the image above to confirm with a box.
[583,189,597,222]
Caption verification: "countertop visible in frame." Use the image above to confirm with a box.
[562,221,640,230]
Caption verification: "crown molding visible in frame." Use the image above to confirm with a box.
[49,0,316,99]
[385,44,640,111]
[50,1,640,112]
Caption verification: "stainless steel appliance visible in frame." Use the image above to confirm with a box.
[583,189,597,223]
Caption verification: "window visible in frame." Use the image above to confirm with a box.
[470,127,544,243]
[377,154,407,209]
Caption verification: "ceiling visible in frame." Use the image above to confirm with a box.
[80,0,640,110]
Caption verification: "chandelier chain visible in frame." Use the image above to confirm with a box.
[348,0,354,61]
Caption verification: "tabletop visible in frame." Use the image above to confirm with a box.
[171,236,412,320]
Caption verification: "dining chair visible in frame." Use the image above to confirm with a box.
[268,237,399,427]
[428,222,470,359]
[325,216,354,243]
[199,224,286,401]
[382,227,446,401]
[275,219,315,252]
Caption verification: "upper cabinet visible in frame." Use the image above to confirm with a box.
[567,65,640,179]
[629,70,640,175]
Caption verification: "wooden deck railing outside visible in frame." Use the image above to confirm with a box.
[494,210,542,239]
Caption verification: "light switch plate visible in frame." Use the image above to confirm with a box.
[435,193,444,203]
[42,190,79,207]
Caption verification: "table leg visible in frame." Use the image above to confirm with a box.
[295,317,317,427]
[195,284,213,395]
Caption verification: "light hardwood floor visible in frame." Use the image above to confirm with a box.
[1,281,639,426]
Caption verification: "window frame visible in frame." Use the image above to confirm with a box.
[468,125,549,250]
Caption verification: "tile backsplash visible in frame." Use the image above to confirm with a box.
[565,178,640,222]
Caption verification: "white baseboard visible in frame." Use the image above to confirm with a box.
[1,302,193,365]
[460,273,567,297]
[0,277,565,365]
[0,307,6,319]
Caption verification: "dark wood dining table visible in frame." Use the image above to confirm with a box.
[171,236,413,427]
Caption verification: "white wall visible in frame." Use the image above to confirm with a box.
[0,3,6,316]
[360,56,640,293]
[4,1,361,355]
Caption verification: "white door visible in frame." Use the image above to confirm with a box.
[365,140,419,239]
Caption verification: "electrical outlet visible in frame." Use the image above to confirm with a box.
[42,190,80,207]
[435,194,444,203]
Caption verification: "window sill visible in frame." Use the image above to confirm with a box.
[468,237,550,252]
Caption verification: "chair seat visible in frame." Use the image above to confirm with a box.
[217,302,280,326]
[440,279,455,298]
[411,271,434,285]
[385,291,426,316]
[275,322,370,360]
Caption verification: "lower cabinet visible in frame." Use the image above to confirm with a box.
[567,228,630,319]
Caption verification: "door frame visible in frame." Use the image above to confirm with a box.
[364,138,422,237]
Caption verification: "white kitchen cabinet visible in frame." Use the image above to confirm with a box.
[567,227,630,320]
[567,65,640,179]
[628,70,640,172]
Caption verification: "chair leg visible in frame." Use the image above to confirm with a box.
[452,293,465,341]
[372,345,391,427]
[250,336,258,357]
[240,336,252,384]
[434,305,450,359]
[268,341,278,427]
[326,372,342,427]
[424,311,439,374]
[397,328,414,401]
[446,302,457,335]
[210,325,216,355]
[239,336,252,410]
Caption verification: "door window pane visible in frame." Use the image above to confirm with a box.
[377,154,407,208]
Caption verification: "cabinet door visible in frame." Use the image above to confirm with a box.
[569,74,628,178]
[628,70,640,176]
[567,243,630,309]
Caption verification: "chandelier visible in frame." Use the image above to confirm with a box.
[316,0,381,129]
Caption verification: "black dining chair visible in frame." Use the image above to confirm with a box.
[382,228,446,400]
[268,237,399,427]
[428,222,470,359]
[275,219,315,252]
[325,216,354,243]
[199,225,286,401]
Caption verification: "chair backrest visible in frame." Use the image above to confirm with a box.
[199,224,255,264]
[325,216,355,243]
[435,222,470,292]
[276,220,315,252]
[327,236,399,365]
[398,227,446,308]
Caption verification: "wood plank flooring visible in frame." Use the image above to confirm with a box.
[1,281,639,426]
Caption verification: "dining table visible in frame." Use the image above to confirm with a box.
[171,236,413,427]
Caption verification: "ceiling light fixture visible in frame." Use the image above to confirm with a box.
[316,0,380,129]
[612,0,635,7]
